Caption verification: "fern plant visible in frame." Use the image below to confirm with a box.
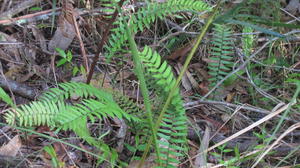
[3,1,211,166]
[208,24,235,88]
[139,46,187,167]
[106,0,211,60]
[4,82,139,164]
[4,50,187,167]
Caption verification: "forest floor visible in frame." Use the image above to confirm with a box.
[0,0,300,168]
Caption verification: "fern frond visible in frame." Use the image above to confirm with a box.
[139,46,187,167]
[208,24,235,87]
[106,0,211,60]
[5,100,60,127]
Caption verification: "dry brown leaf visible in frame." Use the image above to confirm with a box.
[198,81,209,95]
[285,0,300,14]
[0,135,22,157]
[167,39,196,61]
[29,25,48,51]
[0,32,22,61]
[174,63,192,91]
[195,125,210,168]
[48,1,76,52]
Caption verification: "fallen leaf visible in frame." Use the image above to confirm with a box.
[285,0,300,14]
[174,63,192,91]
[48,1,76,52]
[195,125,210,167]
[0,135,22,157]
[167,39,196,61]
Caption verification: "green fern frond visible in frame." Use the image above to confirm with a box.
[208,24,235,87]
[139,46,187,167]
[6,83,139,128]
[4,82,141,164]
[106,0,211,60]
[5,100,60,126]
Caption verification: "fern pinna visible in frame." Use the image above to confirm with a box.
[106,0,211,60]
[208,24,234,87]
[140,46,187,167]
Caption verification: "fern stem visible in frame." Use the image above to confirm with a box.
[138,1,223,167]
[124,12,161,165]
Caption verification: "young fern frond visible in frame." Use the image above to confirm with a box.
[139,46,187,167]
[208,24,235,87]
[106,0,211,60]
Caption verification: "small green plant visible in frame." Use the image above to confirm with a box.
[0,87,14,107]
[44,145,64,168]
[55,48,85,76]
[211,144,241,168]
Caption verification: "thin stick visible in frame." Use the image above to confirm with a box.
[188,102,294,162]
[86,0,126,84]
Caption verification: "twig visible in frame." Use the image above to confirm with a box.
[72,12,89,71]
[86,0,126,84]
[252,122,300,168]
[185,100,269,114]
[237,48,282,103]
[0,0,43,19]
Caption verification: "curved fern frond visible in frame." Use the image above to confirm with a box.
[139,46,187,167]
[106,0,211,60]
[208,24,234,87]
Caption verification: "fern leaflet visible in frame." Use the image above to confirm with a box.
[208,24,235,88]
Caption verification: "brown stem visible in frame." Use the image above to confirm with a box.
[86,0,126,84]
